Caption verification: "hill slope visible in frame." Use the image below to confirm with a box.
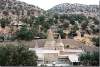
[48,3,99,15]
[0,0,44,16]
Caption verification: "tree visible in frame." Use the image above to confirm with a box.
[53,14,59,19]
[92,37,99,47]
[92,17,99,25]
[15,7,20,23]
[61,19,70,29]
[16,25,33,40]
[79,52,99,66]
[21,16,35,27]
[68,14,88,24]
[71,25,79,32]
[81,21,89,30]
[0,44,38,66]
[43,18,54,30]
[68,30,77,38]
[57,29,66,39]
[35,15,45,25]
[3,11,9,16]
[0,18,10,28]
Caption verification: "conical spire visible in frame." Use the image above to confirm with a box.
[57,34,62,43]
[44,29,56,50]
[35,40,38,48]
[47,29,54,41]
[56,34,64,51]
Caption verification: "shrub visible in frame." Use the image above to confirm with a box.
[0,44,38,66]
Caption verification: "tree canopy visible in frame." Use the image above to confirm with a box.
[0,18,10,28]
[92,37,99,47]
[79,52,99,66]
[16,25,33,40]
[0,44,38,66]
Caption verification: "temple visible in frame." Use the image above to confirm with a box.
[29,29,84,65]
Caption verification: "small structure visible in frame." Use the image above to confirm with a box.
[74,29,93,46]
[55,34,64,51]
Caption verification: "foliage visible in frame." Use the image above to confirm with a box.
[0,36,4,42]
[35,15,45,25]
[57,29,66,39]
[81,21,89,30]
[16,25,33,40]
[68,30,77,38]
[79,52,99,66]
[88,17,99,25]
[3,11,9,16]
[53,14,59,19]
[35,33,46,39]
[16,13,99,39]
[71,25,79,31]
[0,18,10,28]
[0,44,38,66]
[21,16,35,27]
[61,14,87,24]
[92,37,99,47]
[61,20,70,29]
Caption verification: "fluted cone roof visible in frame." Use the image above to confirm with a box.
[56,34,64,47]
[44,29,55,49]
[35,40,39,48]
[57,34,62,43]
[46,29,54,41]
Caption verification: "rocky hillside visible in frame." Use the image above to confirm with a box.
[0,0,44,17]
[48,3,99,15]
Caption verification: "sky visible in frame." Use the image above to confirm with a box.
[19,0,99,10]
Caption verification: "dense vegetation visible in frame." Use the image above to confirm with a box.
[0,0,99,41]
[0,13,99,40]
[16,25,34,40]
[0,44,38,66]
[92,37,99,47]
[0,18,10,28]
[79,52,99,66]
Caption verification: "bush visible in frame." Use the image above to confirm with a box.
[79,52,99,66]
[57,29,66,39]
[16,26,34,41]
[0,36,4,42]
[0,44,38,66]
[68,30,77,38]
[92,37,99,47]
[0,18,10,28]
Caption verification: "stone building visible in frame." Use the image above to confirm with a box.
[29,29,84,65]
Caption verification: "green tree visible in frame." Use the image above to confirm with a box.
[0,18,10,28]
[57,29,66,39]
[61,20,70,29]
[79,52,99,66]
[0,44,38,66]
[92,17,99,25]
[21,16,35,27]
[81,21,89,30]
[35,15,45,25]
[92,37,99,47]
[68,30,77,38]
[16,25,33,40]
[68,14,88,24]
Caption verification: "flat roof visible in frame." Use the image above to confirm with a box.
[29,48,59,53]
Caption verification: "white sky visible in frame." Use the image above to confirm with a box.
[18,0,99,10]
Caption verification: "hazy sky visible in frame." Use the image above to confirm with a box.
[19,0,99,10]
